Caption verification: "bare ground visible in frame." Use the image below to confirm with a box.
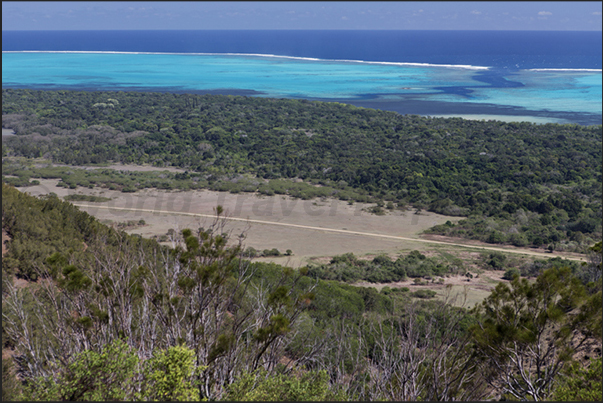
[20,179,586,267]
[354,269,508,308]
[22,179,463,267]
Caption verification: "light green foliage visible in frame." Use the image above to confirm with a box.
[22,338,139,401]
[552,358,602,401]
[471,266,596,401]
[141,345,201,402]
[226,368,346,401]
[21,341,204,402]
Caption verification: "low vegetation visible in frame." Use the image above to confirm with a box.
[2,184,601,401]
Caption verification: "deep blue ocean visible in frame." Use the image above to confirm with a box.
[3,30,602,125]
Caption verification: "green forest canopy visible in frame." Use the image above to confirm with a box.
[2,89,601,251]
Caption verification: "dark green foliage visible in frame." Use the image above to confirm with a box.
[410,289,437,299]
[518,256,583,279]
[63,194,112,202]
[262,248,282,257]
[3,89,601,249]
[2,183,97,280]
[471,266,600,401]
[486,251,507,270]
[307,251,451,284]
[2,182,158,281]
[502,267,520,280]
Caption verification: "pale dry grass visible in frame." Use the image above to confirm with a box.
[23,179,459,267]
[20,177,586,271]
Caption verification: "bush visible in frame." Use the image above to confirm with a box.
[410,289,437,299]
[552,358,602,402]
[487,252,507,270]
[503,267,520,280]
[262,248,282,257]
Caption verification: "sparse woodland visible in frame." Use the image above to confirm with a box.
[2,89,602,401]
[2,183,601,401]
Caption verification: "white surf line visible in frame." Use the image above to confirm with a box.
[72,203,586,262]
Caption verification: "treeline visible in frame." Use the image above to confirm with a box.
[308,250,455,284]
[2,88,601,251]
[2,184,602,401]
[1,161,378,203]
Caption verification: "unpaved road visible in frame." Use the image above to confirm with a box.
[18,178,587,265]
[71,202,587,262]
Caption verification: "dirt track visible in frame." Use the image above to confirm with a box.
[19,179,587,266]
[71,202,586,263]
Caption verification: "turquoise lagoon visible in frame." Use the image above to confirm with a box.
[2,51,602,124]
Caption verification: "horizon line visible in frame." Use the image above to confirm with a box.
[2,28,602,32]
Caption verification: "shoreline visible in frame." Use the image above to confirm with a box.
[3,85,601,126]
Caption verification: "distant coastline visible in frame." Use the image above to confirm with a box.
[3,30,601,126]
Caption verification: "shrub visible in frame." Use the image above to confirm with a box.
[502,267,520,280]
[410,289,437,299]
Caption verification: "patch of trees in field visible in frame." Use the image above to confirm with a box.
[2,88,601,251]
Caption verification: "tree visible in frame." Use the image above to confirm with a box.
[365,290,488,401]
[502,267,520,280]
[471,266,598,401]
[141,344,201,401]
[21,338,139,401]
[582,241,602,284]
[551,358,602,401]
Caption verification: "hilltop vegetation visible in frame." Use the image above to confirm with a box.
[2,184,601,401]
[3,89,602,251]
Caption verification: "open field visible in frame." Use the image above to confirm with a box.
[355,269,509,308]
[20,178,587,266]
[21,179,461,266]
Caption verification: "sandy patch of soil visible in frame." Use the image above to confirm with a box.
[421,234,586,262]
[22,179,460,267]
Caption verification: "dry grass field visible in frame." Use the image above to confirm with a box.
[18,174,587,307]
[22,178,463,266]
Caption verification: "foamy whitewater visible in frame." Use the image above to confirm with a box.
[2,30,602,125]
